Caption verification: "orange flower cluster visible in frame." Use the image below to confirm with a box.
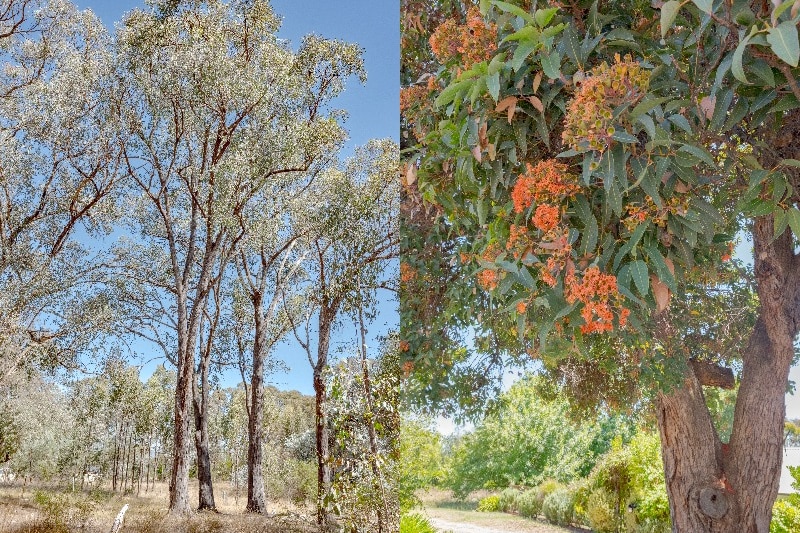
[532,204,561,232]
[429,7,497,67]
[401,360,415,378]
[400,85,427,113]
[476,243,503,292]
[511,160,580,214]
[506,224,531,259]
[477,269,499,291]
[564,266,630,334]
[400,262,417,284]
[562,55,650,153]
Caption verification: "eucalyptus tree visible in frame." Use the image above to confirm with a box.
[287,139,399,525]
[114,0,364,514]
[0,0,122,384]
[235,181,311,514]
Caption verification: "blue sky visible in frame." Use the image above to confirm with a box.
[74,0,399,394]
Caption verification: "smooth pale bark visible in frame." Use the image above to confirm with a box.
[656,218,799,532]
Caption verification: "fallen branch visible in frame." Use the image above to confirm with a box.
[109,503,129,533]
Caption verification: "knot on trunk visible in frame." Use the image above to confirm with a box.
[697,485,730,520]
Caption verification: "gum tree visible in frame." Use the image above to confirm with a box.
[401,1,800,530]
[115,0,363,514]
[287,139,399,526]
[0,0,122,383]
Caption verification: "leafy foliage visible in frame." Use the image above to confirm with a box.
[444,375,632,497]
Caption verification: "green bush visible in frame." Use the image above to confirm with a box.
[498,488,520,513]
[542,487,575,527]
[517,488,540,518]
[586,488,619,533]
[400,512,437,533]
[476,494,500,512]
[772,498,800,533]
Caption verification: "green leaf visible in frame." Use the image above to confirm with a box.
[534,7,558,27]
[612,130,639,143]
[582,214,599,255]
[487,72,500,102]
[512,39,538,71]
[780,159,800,168]
[732,33,752,84]
[788,207,800,239]
[630,96,671,121]
[503,25,541,43]
[679,144,716,167]
[645,246,677,291]
[541,51,561,79]
[774,207,790,239]
[491,0,536,24]
[434,79,471,109]
[630,260,649,296]
[767,21,800,67]
[661,0,681,39]
[691,0,713,14]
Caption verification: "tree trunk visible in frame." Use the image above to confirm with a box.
[169,338,194,514]
[656,217,799,532]
[246,291,267,514]
[358,303,387,532]
[193,356,216,511]
[314,368,332,527]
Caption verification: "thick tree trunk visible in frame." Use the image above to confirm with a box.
[656,217,799,532]
[246,292,267,514]
[169,332,195,514]
[193,355,216,511]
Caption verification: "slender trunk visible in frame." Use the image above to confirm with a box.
[193,358,216,511]
[112,421,119,492]
[313,305,337,527]
[657,218,799,532]
[313,368,331,527]
[246,291,267,513]
[358,303,388,532]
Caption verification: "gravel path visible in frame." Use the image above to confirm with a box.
[426,511,584,533]
[430,517,516,533]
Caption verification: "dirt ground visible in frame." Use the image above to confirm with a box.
[0,481,318,533]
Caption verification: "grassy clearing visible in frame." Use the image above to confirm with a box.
[0,481,319,533]
[418,489,587,533]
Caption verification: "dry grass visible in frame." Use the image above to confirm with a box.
[0,481,320,533]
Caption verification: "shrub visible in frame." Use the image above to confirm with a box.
[542,487,575,527]
[400,512,437,533]
[32,490,97,532]
[772,498,800,533]
[498,488,520,513]
[517,488,540,518]
[476,494,500,512]
[585,488,619,533]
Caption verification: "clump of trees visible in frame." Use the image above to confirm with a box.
[0,0,398,529]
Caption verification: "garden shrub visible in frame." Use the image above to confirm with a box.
[476,494,501,512]
[517,488,540,518]
[542,487,575,527]
[771,498,800,533]
[400,512,437,533]
[498,487,520,513]
[586,487,620,533]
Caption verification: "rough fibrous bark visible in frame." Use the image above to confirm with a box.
[657,216,800,532]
